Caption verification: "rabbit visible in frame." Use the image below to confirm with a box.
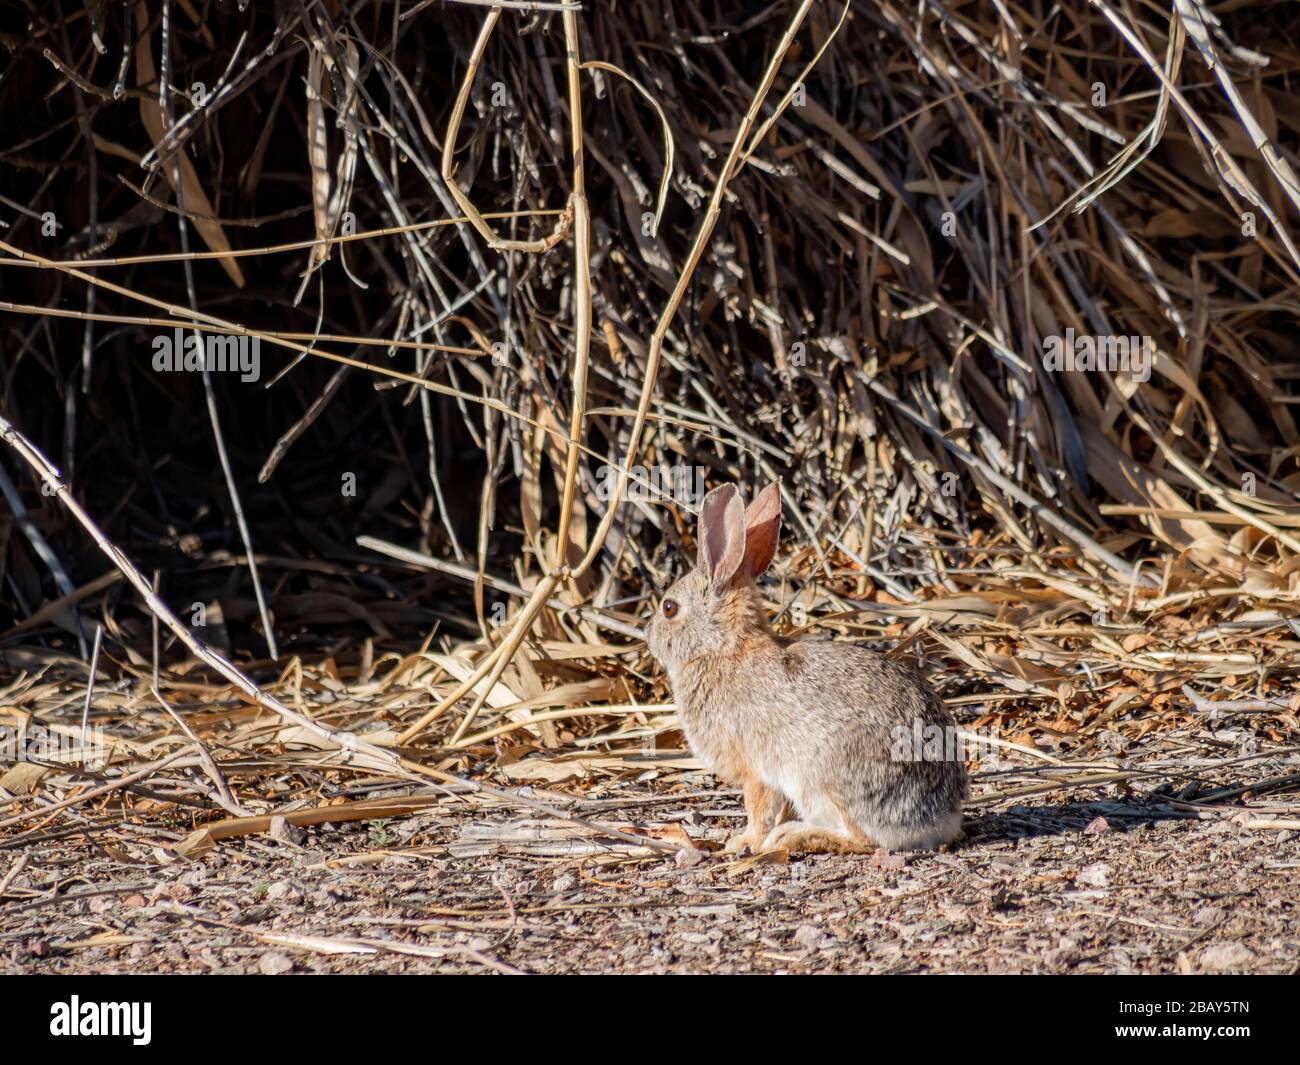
[645,480,967,855]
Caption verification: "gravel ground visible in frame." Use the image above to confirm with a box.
[3,775,1296,975]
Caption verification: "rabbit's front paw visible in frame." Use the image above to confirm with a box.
[722,829,761,855]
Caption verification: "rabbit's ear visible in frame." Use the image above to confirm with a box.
[742,480,781,578]
[696,483,746,596]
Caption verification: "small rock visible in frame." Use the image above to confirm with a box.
[674,845,705,869]
[1076,862,1110,888]
[1198,942,1253,973]
[553,872,578,893]
[268,816,305,846]
[1193,905,1224,927]
[792,924,822,951]
[1082,816,1110,836]
[1045,936,1080,968]
[258,951,295,975]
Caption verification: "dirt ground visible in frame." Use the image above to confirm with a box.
[3,763,1297,975]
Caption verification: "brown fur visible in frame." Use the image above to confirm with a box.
[764,823,876,855]
[646,481,968,856]
[724,773,794,853]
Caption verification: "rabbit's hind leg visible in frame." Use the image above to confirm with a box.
[760,820,876,855]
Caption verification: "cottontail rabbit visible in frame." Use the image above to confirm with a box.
[646,481,967,854]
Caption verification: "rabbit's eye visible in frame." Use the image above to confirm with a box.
[661,598,679,619]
